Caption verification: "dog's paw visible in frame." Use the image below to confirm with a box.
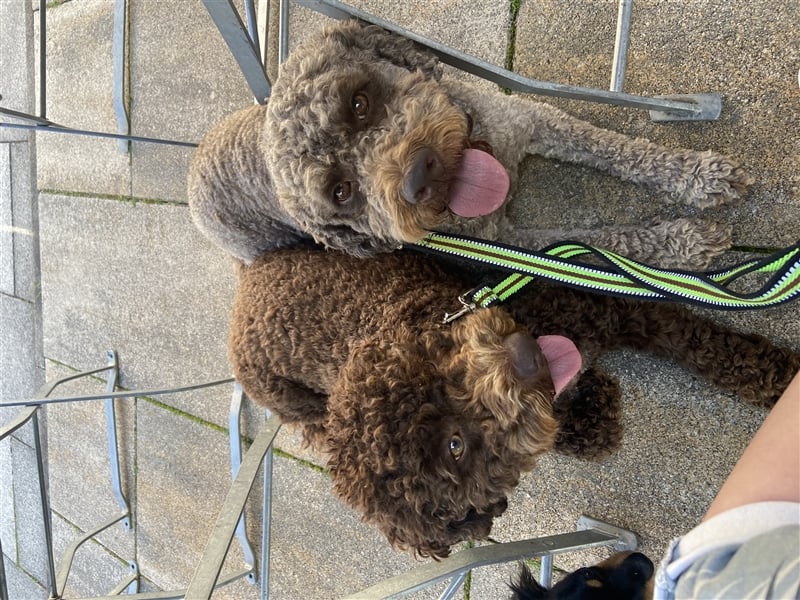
[647,217,732,270]
[672,151,753,208]
[553,368,622,460]
[582,217,732,270]
[733,346,800,409]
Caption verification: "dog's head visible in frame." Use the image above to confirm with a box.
[324,307,581,558]
[509,551,655,600]
[264,20,508,256]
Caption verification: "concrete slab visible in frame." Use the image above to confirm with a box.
[236,395,327,469]
[0,294,44,419]
[38,193,238,428]
[0,2,49,594]
[0,403,40,483]
[0,0,36,143]
[512,0,800,248]
[51,513,135,598]
[10,436,50,585]
[469,558,527,600]
[251,454,455,599]
[6,140,40,303]
[0,437,15,559]
[45,361,136,563]
[616,1,800,248]
[0,138,40,430]
[128,0,253,203]
[273,0,510,91]
[3,561,47,600]
[326,0,509,63]
[135,397,451,598]
[272,421,328,469]
[34,0,131,197]
[134,398,255,596]
[0,144,13,294]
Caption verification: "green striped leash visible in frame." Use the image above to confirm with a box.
[410,232,800,323]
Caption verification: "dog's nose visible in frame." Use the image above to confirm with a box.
[402,148,443,204]
[503,331,543,380]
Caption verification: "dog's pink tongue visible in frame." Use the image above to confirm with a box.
[447,149,510,217]
[536,335,582,397]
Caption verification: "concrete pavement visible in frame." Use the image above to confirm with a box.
[1,0,798,598]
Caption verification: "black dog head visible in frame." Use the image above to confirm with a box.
[510,551,654,600]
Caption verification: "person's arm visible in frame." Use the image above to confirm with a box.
[703,370,800,521]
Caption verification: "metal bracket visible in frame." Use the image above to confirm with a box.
[538,515,638,588]
[294,0,720,120]
[577,514,638,552]
[649,93,722,122]
[229,382,258,585]
[103,350,132,531]
[347,515,640,599]
[201,0,271,103]
[112,0,130,153]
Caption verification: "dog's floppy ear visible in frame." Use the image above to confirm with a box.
[509,563,547,600]
[324,334,463,559]
[324,20,443,80]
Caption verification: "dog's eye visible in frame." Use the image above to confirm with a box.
[449,434,465,461]
[332,181,353,204]
[352,92,369,120]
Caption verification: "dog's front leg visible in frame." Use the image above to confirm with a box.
[517,288,800,409]
[504,217,731,270]
[523,102,753,208]
[616,303,800,409]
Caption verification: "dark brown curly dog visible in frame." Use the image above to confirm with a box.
[228,249,798,559]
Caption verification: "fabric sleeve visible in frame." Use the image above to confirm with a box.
[653,501,800,600]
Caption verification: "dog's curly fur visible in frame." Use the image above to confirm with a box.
[188,20,751,269]
[227,248,799,559]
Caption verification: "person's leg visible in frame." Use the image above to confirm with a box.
[704,370,800,521]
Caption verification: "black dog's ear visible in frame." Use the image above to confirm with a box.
[605,552,655,600]
[509,563,547,600]
[511,551,655,600]
[326,20,443,80]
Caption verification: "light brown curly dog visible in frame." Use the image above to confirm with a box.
[189,20,751,268]
[228,248,798,559]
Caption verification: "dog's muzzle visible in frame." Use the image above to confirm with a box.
[446,499,508,532]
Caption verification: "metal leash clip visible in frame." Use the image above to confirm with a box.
[442,289,480,324]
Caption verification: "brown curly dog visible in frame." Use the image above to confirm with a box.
[189,20,751,269]
[228,249,798,559]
